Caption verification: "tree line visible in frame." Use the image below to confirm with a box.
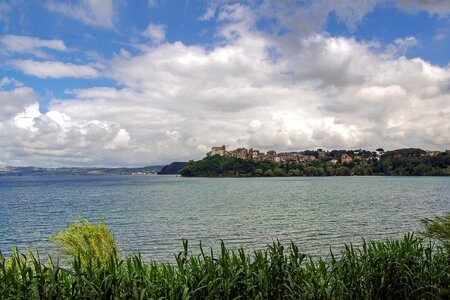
[180,149,450,177]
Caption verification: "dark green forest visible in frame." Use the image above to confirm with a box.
[181,149,450,177]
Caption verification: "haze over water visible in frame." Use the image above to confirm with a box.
[1,175,449,261]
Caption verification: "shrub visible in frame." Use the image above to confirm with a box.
[51,217,118,265]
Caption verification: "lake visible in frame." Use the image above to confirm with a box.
[0,175,449,261]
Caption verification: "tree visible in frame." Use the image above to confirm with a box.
[274,167,285,176]
[264,169,274,176]
[288,169,300,176]
[325,165,335,176]
[413,163,430,175]
[335,166,350,176]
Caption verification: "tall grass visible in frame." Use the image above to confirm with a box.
[51,216,118,266]
[421,213,450,252]
[1,234,449,299]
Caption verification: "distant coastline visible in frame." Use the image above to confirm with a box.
[2,147,449,177]
[0,165,164,176]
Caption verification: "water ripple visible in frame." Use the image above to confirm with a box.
[1,175,449,262]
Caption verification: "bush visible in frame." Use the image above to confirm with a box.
[51,217,118,265]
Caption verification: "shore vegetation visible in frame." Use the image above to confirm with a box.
[1,215,449,299]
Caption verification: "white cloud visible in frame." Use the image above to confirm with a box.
[396,0,450,15]
[0,35,67,55]
[434,27,450,41]
[60,28,449,162]
[0,31,449,167]
[13,104,41,132]
[199,6,215,21]
[142,23,166,44]
[0,77,23,88]
[148,0,157,8]
[0,86,37,122]
[46,0,115,28]
[0,87,134,166]
[0,2,449,166]
[0,1,11,24]
[11,60,98,79]
[203,0,379,35]
[387,36,418,55]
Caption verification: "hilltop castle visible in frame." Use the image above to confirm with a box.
[208,145,320,163]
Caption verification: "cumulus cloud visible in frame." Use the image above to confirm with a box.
[142,23,166,44]
[46,0,115,28]
[0,1,449,166]
[11,60,98,79]
[49,25,448,165]
[0,86,37,122]
[0,35,67,55]
[0,86,134,166]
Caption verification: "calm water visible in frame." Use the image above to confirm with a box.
[0,175,449,261]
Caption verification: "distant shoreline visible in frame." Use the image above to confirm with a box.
[0,165,164,176]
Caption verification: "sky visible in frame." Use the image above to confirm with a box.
[0,0,449,167]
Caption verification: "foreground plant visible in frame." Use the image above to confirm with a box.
[1,216,449,299]
[1,235,449,299]
[51,216,118,266]
[421,213,450,251]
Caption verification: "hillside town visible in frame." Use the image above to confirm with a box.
[207,145,446,165]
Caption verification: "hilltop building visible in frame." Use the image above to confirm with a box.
[340,154,353,164]
[210,145,227,156]
[208,145,322,163]
[318,150,327,159]
[426,150,441,156]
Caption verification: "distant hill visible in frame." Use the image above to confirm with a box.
[157,162,187,175]
[0,165,164,176]
[180,150,450,177]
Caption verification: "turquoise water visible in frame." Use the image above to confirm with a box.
[0,175,449,261]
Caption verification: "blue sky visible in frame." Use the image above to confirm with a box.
[0,0,449,166]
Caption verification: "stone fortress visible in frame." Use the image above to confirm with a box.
[207,145,446,165]
[208,145,326,163]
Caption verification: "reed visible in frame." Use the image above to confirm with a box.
[421,213,450,251]
[1,234,448,299]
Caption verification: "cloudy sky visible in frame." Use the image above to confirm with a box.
[0,0,449,167]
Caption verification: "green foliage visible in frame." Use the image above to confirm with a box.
[331,234,449,299]
[264,169,274,176]
[421,213,450,251]
[288,168,300,176]
[181,151,450,177]
[384,148,426,157]
[1,235,448,299]
[51,217,118,266]
[373,154,450,176]
[273,167,285,176]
